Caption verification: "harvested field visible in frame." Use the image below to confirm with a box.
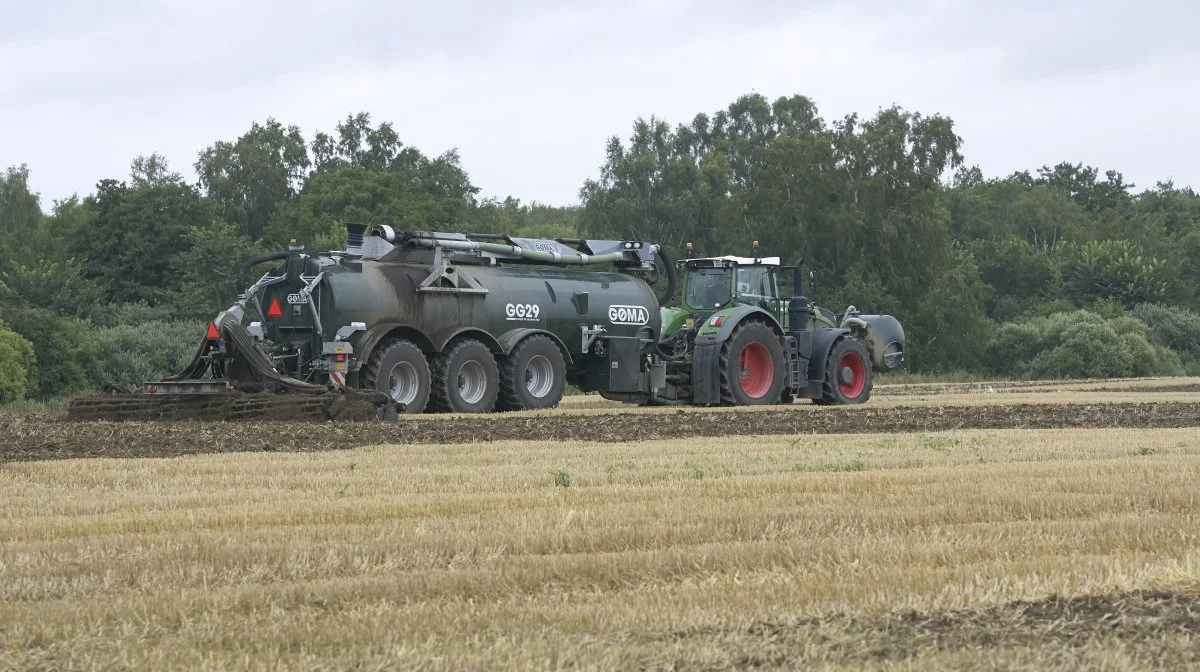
[2,427,1199,670]
[4,379,1200,669]
[3,399,1200,462]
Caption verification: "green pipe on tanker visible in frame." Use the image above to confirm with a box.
[408,237,628,265]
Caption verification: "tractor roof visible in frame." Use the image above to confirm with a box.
[685,255,781,266]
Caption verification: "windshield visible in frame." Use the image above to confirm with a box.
[735,266,775,300]
[685,267,731,309]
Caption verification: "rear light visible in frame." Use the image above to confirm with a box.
[710,315,724,327]
[335,354,346,361]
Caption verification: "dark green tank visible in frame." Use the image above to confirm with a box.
[323,259,661,363]
[246,228,664,409]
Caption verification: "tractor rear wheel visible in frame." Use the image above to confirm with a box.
[819,337,873,404]
[720,321,787,405]
[497,335,566,411]
[361,338,431,413]
[429,339,500,413]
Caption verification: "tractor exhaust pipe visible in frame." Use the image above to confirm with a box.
[788,258,809,338]
[345,223,367,257]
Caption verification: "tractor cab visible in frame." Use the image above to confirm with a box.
[681,255,783,313]
[660,243,845,345]
[662,251,781,342]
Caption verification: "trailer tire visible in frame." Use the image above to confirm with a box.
[361,338,431,413]
[819,337,873,404]
[720,320,787,405]
[430,339,500,413]
[497,335,566,411]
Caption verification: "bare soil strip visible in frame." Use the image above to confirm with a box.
[5,400,1200,462]
[873,376,1200,396]
[668,589,1200,669]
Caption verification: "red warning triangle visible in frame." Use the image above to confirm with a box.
[205,321,220,340]
[267,297,283,318]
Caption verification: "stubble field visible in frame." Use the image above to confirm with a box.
[3,378,1200,670]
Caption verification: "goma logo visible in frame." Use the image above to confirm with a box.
[505,303,541,321]
[608,304,649,325]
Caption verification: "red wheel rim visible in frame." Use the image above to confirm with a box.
[838,352,867,398]
[738,342,773,398]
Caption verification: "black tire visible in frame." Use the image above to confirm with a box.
[719,321,787,405]
[497,335,566,411]
[429,339,500,413]
[819,337,873,404]
[360,338,431,413]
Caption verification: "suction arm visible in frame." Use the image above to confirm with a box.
[236,251,289,296]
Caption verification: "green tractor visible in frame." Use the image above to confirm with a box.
[648,243,905,406]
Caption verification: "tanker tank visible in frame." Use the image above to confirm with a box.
[249,227,670,414]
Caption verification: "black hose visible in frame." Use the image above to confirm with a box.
[219,319,329,394]
[656,247,678,306]
[236,251,289,296]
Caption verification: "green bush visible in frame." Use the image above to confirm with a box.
[0,322,35,402]
[985,309,1181,379]
[0,301,100,398]
[0,258,105,320]
[88,301,163,329]
[1131,303,1200,364]
[1059,239,1174,308]
[88,320,204,390]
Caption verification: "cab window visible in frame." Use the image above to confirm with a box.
[735,266,775,300]
[685,267,731,309]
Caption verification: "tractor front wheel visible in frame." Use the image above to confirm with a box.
[819,337,873,404]
[720,321,787,405]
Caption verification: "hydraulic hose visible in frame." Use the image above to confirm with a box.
[236,251,290,296]
[218,319,329,394]
[656,247,677,305]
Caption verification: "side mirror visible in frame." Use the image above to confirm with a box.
[809,269,817,293]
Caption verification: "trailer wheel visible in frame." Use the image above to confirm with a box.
[361,338,431,413]
[430,339,500,413]
[720,321,787,405]
[498,335,566,411]
[819,337,873,404]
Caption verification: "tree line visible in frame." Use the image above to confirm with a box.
[2,94,1199,402]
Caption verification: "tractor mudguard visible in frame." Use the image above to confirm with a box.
[694,305,783,345]
[692,342,722,405]
[807,328,852,383]
[496,328,574,365]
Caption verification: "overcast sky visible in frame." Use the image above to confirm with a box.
[2,0,1196,208]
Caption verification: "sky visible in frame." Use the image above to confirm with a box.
[2,0,1197,208]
